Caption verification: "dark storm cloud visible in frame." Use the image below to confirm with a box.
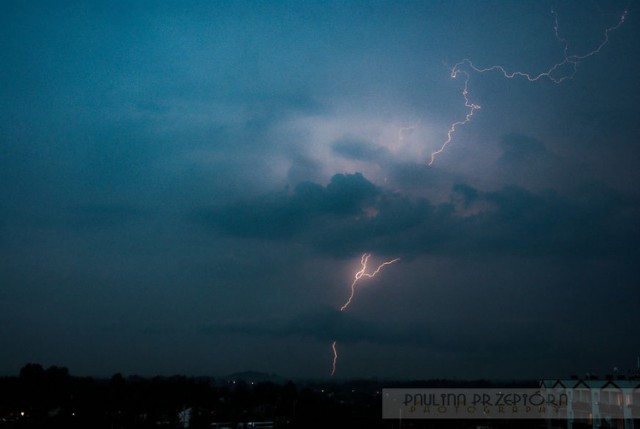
[386,161,470,194]
[196,173,639,259]
[452,183,479,206]
[193,173,378,239]
[286,153,324,185]
[202,307,409,345]
[201,308,555,359]
[328,139,465,194]
[1,0,638,378]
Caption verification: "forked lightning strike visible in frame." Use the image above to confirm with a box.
[328,6,626,377]
[340,253,401,312]
[428,8,627,165]
[331,253,400,376]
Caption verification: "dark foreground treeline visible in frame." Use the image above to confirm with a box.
[0,363,556,429]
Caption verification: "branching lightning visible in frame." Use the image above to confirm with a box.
[339,253,401,312]
[325,6,626,378]
[428,8,627,165]
[331,253,400,376]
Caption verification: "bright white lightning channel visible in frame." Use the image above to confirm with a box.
[428,8,627,165]
[331,253,400,376]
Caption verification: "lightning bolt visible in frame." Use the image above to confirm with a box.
[331,253,400,376]
[428,70,480,166]
[330,341,338,377]
[428,8,627,165]
[340,253,401,312]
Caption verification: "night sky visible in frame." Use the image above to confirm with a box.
[1,0,639,380]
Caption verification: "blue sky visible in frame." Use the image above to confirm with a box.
[1,0,639,379]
